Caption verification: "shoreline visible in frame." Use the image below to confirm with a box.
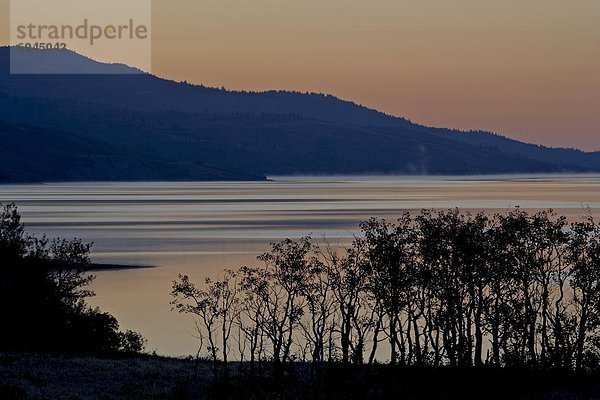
[2,172,600,187]
[86,263,156,272]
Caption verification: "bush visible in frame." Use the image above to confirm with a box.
[119,330,147,353]
[0,203,145,354]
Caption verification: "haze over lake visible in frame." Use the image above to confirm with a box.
[1,175,599,356]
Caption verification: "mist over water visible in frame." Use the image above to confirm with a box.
[1,175,599,356]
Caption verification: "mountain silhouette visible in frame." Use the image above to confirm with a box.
[1,47,599,182]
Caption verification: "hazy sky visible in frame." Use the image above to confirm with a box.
[2,0,599,150]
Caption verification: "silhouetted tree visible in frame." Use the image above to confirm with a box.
[362,214,416,365]
[171,274,221,372]
[172,208,600,373]
[299,245,337,365]
[0,203,145,354]
[256,237,312,364]
[569,214,600,372]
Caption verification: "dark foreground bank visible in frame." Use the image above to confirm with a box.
[2,353,600,400]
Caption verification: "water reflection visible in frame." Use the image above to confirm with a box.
[1,175,599,355]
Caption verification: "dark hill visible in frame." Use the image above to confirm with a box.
[1,47,598,182]
[0,120,264,182]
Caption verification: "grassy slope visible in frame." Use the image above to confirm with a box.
[2,353,600,400]
[0,354,196,400]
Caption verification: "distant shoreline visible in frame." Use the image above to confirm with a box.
[2,172,600,186]
[86,263,156,272]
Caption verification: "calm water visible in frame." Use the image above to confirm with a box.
[1,175,600,356]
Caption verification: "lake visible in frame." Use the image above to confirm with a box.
[1,175,600,356]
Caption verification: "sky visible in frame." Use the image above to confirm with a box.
[1,0,599,151]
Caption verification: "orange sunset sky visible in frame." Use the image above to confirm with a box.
[1,0,599,150]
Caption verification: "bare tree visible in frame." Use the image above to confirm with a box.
[171,274,220,374]
[170,209,600,373]
[569,215,600,372]
[239,265,268,367]
[255,237,312,364]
